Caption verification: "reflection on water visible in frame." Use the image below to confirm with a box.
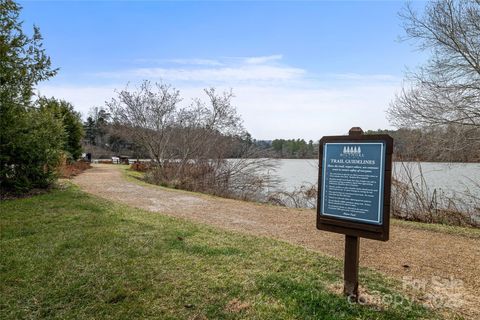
[271,159,480,199]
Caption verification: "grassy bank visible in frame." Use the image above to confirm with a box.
[1,185,439,319]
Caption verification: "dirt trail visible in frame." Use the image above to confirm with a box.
[74,164,479,319]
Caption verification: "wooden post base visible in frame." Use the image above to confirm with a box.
[343,235,360,300]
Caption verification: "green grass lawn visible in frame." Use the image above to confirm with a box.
[0,185,440,319]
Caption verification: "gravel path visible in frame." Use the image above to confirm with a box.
[74,164,479,319]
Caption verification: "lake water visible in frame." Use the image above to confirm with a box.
[271,159,480,199]
[122,157,479,203]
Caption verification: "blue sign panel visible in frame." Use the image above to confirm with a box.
[320,142,386,225]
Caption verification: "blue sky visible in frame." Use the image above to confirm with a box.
[21,0,427,140]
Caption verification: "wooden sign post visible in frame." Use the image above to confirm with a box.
[317,127,393,300]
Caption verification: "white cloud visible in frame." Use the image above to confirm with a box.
[35,85,118,117]
[130,65,305,82]
[330,73,399,82]
[45,54,399,139]
[166,58,223,66]
[244,54,283,64]
[228,84,397,140]
[132,58,222,66]
[95,54,302,83]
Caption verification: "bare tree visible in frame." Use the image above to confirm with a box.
[107,81,181,164]
[108,81,278,200]
[388,0,480,131]
[391,161,479,227]
[171,88,245,163]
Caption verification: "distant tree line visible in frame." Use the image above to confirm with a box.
[366,128,479,162]
[249,139,317,159]
[83,122,480,163]
[81,107,143,159]
[270,139,316,158]
[255,126,480,162]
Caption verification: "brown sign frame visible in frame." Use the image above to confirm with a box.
[316,131,393,241]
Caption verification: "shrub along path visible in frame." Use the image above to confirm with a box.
[74,164,480,319]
